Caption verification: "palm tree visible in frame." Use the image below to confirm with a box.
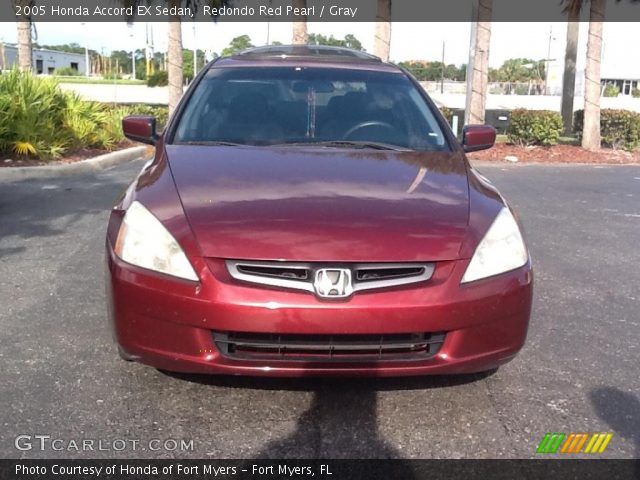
[292,0,308,44]
[120,0,183,114]
[561,0,638,150]
[561,2,581,135]
[464,0,492,125]
[167,0,183,115]
[582,0,606,151]
[122,1,231,115]
[374,0,392,61]
[14,0,33,72]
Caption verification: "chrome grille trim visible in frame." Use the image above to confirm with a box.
[226,260,434,295]
[226,261,316,294]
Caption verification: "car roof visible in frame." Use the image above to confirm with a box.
[212,45,401,73]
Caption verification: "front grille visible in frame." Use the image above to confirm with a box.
[213,331,446,362]
[226,261,435,296]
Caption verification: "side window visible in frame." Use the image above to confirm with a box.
[175,79,215,141]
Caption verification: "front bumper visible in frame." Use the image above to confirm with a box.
[106,243,533,377]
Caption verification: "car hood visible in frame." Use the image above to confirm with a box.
[166,145,470,262]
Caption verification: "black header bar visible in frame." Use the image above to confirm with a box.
[3,0,640,23]
[1,459,639,480]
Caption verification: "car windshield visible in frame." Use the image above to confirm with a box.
[172,67,450,151]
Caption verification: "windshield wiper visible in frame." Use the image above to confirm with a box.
[274,140,412,151]
[180,141,244,146]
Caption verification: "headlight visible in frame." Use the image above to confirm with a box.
[461,207,528,283]
[114,201,198,281]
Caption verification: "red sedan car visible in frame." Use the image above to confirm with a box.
[106,45,532,377]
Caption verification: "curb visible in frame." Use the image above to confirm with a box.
[0,146,149,182]
[469,159,640,167]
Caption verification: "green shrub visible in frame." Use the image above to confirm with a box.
[126,104,169,131]
[507,109,563,146]
[54,66,79,76]
[439,106,453,125]
[513,84,531,95]
[603,84,620,98]
[147,70,168,87]
[574,109,640,150]
[0,71,70,157]
[632,88,640,98]
[0,70,128,159]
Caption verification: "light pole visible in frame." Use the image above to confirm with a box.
[130,32,136,80]
[81,22,89,77]
[193,22,197,79]
[544,25,556,95]
[145,23,155,78]
[441,41,446,94]
[265,0,273,45]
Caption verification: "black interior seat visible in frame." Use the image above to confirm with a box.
[276,100,308,138]
[319,92,371,139]
[217,93,283,144]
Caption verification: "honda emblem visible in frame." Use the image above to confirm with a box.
[313,268,353,298]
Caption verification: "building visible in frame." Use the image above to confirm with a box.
[0,44,87,75]
[602,75,640,95]
[547,63,640,98]
[545,41,640,97]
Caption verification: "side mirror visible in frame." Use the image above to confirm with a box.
[462,125,496,152]
[122,116,158,145]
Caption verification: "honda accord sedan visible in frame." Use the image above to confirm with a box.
[106,45,532,377]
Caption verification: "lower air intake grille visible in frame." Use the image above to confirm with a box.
[213,331,446,362]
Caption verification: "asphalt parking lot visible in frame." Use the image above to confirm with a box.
[0,158,638,459]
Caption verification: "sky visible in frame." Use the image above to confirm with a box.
[0,21,637,74]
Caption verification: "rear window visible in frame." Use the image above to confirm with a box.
[172,67,449,151]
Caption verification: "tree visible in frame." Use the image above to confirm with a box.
[35,43,85,54]
[582,0,606,151]
[220,35,254,57]
[292,0,308,44]
[398,61,465,82]
[123,0,231,114]
[465,0,492,125]
[14,0,33,72]
[343,34,364,51]
[374,0,392,61]
[561,1,581,135]
[307,34,364,51]
[562,0,637,148]
[167,4,183,115]
[489,58,545,83]
[182,48,207,81]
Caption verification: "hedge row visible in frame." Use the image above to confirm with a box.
[507,109,563,146]
[574,109,640,151]
[126,104,169,131]
[147,70,168,87]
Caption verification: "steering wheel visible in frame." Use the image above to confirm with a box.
[343,121,397,140]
